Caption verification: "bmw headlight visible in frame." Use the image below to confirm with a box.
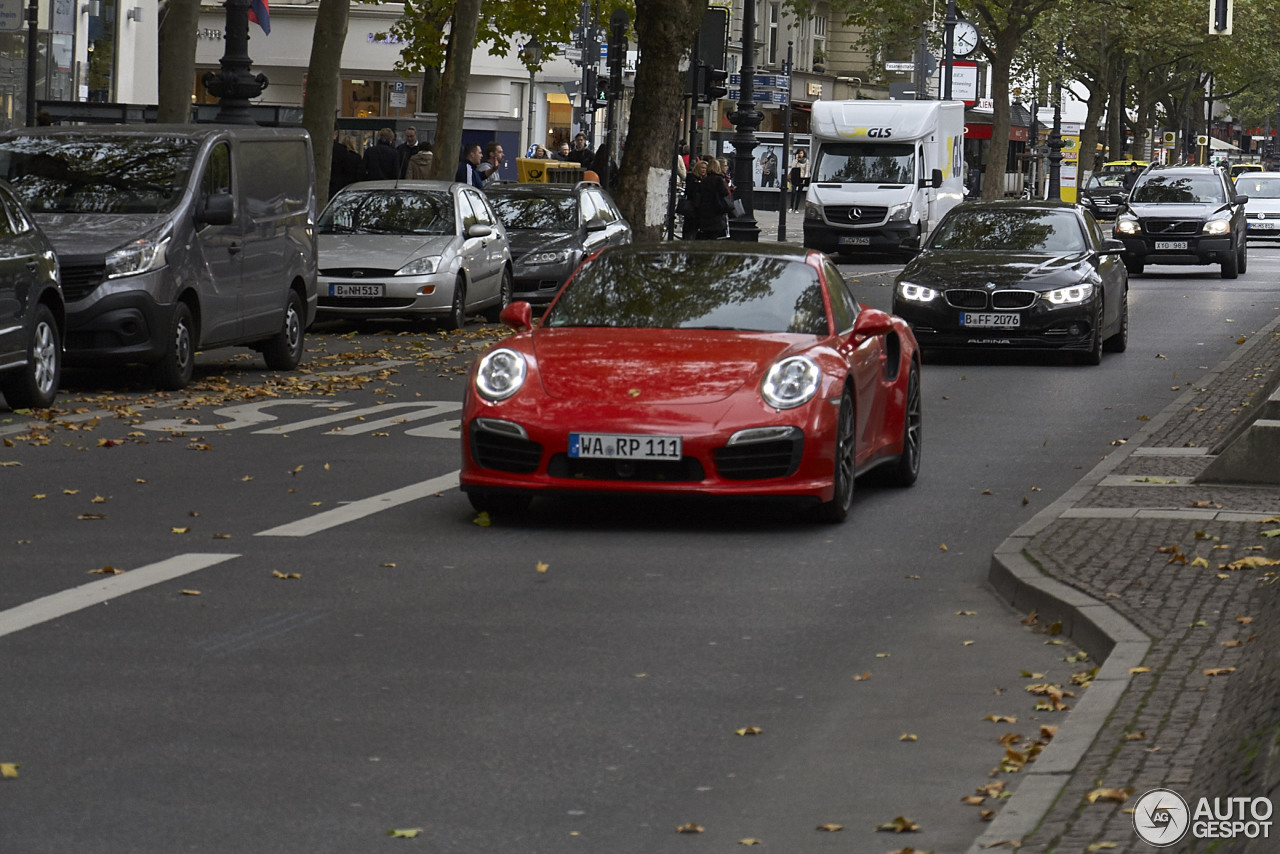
[523,249,573,266]
[1202,218,1230,235]
[396,256,442,276]
[887,202,912,222]
[105,231,170,279]
[1044,283,1094,305]
[475,348,527,401]
[1115,217,1141,235]
[897,281,939,302]
[761,355,820,410]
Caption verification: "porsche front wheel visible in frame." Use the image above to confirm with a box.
[815,390,855,523]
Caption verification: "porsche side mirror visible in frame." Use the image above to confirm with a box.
[499,301,533,332]
[853,308,893,339]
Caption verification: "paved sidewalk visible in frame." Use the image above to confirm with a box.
[969,314,1280,852]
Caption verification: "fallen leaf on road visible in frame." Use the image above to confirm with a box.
[1086,787,1132,804]
[899,733,917,742]
[875,816,920,833]
[171,527,189,534]
[735,726,763,736]
[536,561,549,573]
[815,823,843,832]
[676,823,704,834]
[386,828,421,838]
[956,610,977,616]
[77,514,105,520]
[272,571,301,580]
[980,810,996,821]
[985,715,1017,723]
[961,795,985,805]
[738,840,762,846]
[1,763,19,778]
[88,566,123,575]
[180,590,201,596]
[473,512,491,527]
[853,672,871,681]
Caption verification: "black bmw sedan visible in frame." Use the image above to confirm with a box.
[892,200,1128,365]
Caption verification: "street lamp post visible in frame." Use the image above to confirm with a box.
[201,0,270,125]
[1047,37,1064,200]
[728,0,762,241]
[520,38,542,156]
[778,41,792,242]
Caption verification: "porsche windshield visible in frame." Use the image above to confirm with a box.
[814,142,915,184]
[929,209,1087,253]
[0,134,200,214]
[544,251,829,335]
[320,189,454,235]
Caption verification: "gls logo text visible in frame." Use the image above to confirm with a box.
[839,127,893,138]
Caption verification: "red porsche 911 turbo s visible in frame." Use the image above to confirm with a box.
[460,242,922,522]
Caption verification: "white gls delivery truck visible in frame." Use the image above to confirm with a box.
[803,99,966,256]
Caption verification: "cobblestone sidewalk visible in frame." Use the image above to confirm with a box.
[970,317,1280,853]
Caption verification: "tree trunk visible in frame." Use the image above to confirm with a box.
[430,0,483,180]
[157,0,200,123]
[302,0,351,210]
[982,39,1016,200]
[1078,88,1106,175]
[617,0,707,240]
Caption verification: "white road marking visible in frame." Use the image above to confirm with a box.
[0,553,239,640]
[140,399,350,432]
[252,402,461,435]
[254,471,461,537]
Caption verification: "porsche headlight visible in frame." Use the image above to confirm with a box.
[1114,217,1141,235]
[523,249,573,266]
[396,256,442,276]
[475,348,527,401]
[897,282,939,302]
[106,231,170,279]
[1044,283,1094,305]
[1202,218,1230,235]
[761,356,820,410]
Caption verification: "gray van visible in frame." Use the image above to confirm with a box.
[0,125,317,389]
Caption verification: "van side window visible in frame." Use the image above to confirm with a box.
[202,142,232,199]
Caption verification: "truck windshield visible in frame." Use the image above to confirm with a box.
[0,134,200,214]
[814,142,915,184]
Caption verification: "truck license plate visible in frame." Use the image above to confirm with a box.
[838,236,871,246]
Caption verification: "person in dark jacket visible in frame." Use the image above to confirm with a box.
[697,157,731,239]
[363,128,400,180]
[330,132,363,199]
[454,143,485,188]
[681,159,706,240]
[396,126,422,178]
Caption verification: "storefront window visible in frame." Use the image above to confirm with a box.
[87,0,118,102]
[341,79,420,118]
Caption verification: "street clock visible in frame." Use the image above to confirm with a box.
[952,20,980,56]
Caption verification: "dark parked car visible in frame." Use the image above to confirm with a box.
[485,181,631,304]
[892,200,1128,365]
[1112,165,1248,279]
[0,181,63,409]
[1078,172,1128,220]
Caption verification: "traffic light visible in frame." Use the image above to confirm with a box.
[703,67,729,103]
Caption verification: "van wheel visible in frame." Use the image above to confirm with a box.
[262,290,305,371]
[443,277,467,331]
[153,302,195,390]
[0,304,61,409]
[483,268,513,323]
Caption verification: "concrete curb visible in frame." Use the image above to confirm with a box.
[966,312,1280,853]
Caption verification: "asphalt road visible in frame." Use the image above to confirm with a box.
[3,242,1280,853]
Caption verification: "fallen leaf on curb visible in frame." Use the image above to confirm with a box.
[889,849,934,854]
[1086,787,1132,804]
[1126,731,1146,741]
[1236,615,1253,625]
[1221,640,1243,648]
[980,810,997,821]
[1087,843,1118,851]
[1129,666,1150,674]
[875,816,920,833]
[386,828,421,838]
[676,823,704,834]
[1204,668,1236,676]
[815,823,843,832]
